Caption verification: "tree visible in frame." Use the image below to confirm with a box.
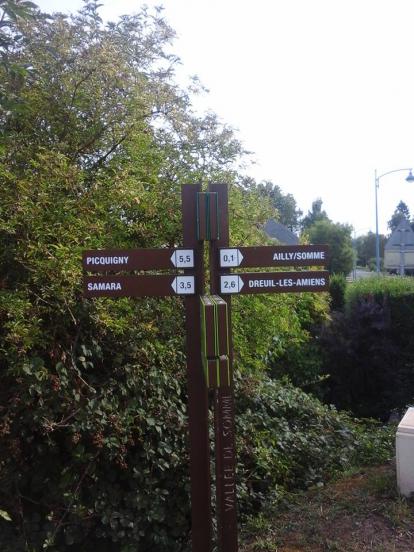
[248,179,303,232]
[388,200,410,233]
[0,0,39,139]
[301,198,330,230]
[1,0,181,168]
[307,219,354,275]
[355,231,386,268]
[0,1,38,56]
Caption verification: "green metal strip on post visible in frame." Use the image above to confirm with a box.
[206,193,211,240]
[200,294,231,390]
[211,295,229,356]
[196,193,205,241]
[202,356,209,388]
[200,294,229,359]
[213,298,219,356]
[200,297,208,388]
[200,295,207,357]
[197,192,220,241]
[200,295,216,358]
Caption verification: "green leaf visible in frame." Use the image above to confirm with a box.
[0,509,12,521]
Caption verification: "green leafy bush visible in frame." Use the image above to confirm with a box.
[235,375,394,515]
[329,273,347,311]
[321,277,414,418]
[0,294,192,551]
[345,275,414,308]
[260,292,329,391]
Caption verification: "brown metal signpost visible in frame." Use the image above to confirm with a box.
[181,184,211,552]
[208,183,239,552]
[82,183,330,552]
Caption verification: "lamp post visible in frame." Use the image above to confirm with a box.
[375,168,414,274]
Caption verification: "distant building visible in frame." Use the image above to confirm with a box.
[263,219,299,245]
[384,219,414,275]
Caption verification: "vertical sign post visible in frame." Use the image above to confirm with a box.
[208,183,238,552]
[83,183,329,552]
[181,185,212,552]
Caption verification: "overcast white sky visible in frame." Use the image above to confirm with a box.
[36,0,414,235]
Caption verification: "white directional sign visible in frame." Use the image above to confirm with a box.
[170,249,195,268]
[171,275,195,294]
[219,248,244,268]
[220,275,244,294]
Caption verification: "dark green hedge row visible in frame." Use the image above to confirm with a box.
[321,276,414,419]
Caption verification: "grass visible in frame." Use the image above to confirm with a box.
[240,463,414,552]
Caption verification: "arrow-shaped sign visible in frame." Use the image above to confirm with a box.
[84,275,195,297]
[218,245,329,268]
[220,275,244,294]
[83,248,195,272]
[171,275,195,294]
[220,271,329,295]
[170,249,194,268]
[219,249,244,267]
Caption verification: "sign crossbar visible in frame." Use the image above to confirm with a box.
[83,247,195,271]
[220,271,329,295]
[219,244,329,268]
[84,274,195,297]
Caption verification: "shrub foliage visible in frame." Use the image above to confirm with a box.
[321,277,414,419]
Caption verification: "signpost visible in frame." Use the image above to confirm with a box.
[208,183,239,552]
[82,183,329,552]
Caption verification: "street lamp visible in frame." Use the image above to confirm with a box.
[375,168,414,274]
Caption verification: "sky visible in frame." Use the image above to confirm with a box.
[35,0,414,236]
